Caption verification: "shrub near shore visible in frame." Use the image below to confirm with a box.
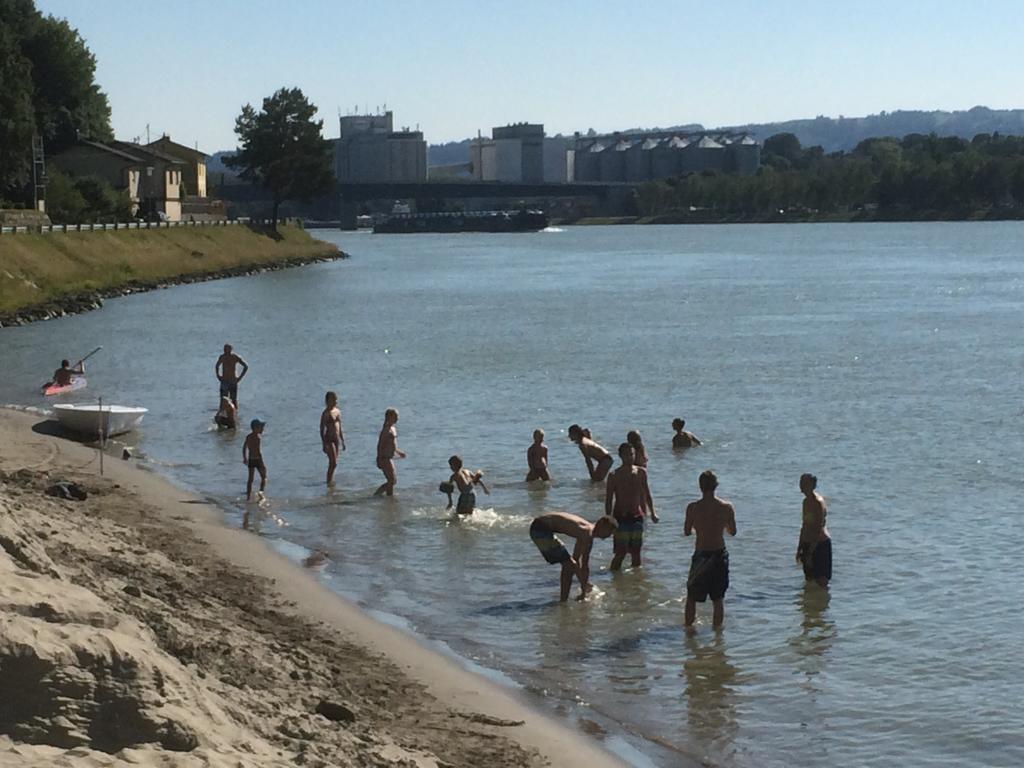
[0,224,342,318]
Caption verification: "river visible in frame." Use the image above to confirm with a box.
[1,222,1022,767]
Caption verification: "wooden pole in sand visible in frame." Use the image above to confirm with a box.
[98,396,105,476]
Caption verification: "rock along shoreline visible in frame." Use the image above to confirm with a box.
[0,251,348,328]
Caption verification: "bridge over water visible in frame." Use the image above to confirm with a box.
[217,180,635,226]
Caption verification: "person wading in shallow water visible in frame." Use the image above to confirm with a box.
[796,473,832,589]
[605,442,657,570]
[684,470,736,630]
[215,344,249,407]
[374,408,405,497]
[568,424,613,482]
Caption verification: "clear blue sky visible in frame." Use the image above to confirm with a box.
[37,0,1024,153]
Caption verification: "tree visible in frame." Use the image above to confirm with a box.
[0,0,112,201]
[225,87,334,228]
[0,22,35,195]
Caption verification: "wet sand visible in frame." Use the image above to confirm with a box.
[0,408,623,767]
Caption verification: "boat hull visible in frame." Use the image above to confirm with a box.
[374,210,548,234]
[52,404,148,437]
[42,377,87,396]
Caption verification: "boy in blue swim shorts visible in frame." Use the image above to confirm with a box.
[529,513,615,601]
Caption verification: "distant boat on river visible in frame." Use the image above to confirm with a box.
[373,209,548,234]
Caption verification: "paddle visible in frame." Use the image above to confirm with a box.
[76,346,103,367]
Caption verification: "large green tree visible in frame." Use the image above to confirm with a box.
[0,0,112,201]
[225,87,334,228]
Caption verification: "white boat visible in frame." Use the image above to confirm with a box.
[52,404,148,437]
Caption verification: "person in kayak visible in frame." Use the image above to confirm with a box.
[50,359,84,388]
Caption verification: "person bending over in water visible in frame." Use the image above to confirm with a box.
[374,408,405,496]
[320,391,346,485]
[242,419,268,502]
[442,455,490,514]
[684,470,736,630]
[568,424,613,482]
[526,429,551,482]
[606,443,658,570]
[626,429,648,468]
[672,418,702,449]
[215,395,237,430]
[50,359,84,387]
[529,512,616,601]
[796,473,831,589]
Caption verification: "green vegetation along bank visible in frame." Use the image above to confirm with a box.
[633,132,1024,223]
[0,224,343,325]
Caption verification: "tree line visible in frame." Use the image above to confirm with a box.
[0,0,112,206]
[634,132,1024,221]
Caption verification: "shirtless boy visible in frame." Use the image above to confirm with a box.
[529,512,616,601]
[796,473,832,589]
[319,391,346,485]
[242,419,267,501]
[442,455,490,514]
[568,424,613,482]
[215,344,249,406]
[374,408,405,496]
[684,470,737,629]
[526,429,551,482]
[672,418,702,449]
[605,443,658,570]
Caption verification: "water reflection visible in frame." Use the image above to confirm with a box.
[682,633,740,763]
[789,583,836,689]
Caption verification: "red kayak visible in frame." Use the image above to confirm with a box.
[42,376,87,396]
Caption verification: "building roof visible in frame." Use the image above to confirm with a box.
[111,140,185,165]
[72,139,146,163]
[694,136,724,149]
[148,135,207,160]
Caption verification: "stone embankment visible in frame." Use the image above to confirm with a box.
[0,253,344,327]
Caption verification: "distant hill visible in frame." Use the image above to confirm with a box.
[708,106,1024,153]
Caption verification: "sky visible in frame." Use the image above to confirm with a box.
[36,0,1024,153]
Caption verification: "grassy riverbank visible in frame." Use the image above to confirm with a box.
[0,224,341,315]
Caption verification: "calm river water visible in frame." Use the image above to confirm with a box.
[2,223,1022,767]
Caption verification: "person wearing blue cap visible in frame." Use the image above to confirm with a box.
[243,418,267,501]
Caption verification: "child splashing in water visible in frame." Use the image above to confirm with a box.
[440,455,490,515]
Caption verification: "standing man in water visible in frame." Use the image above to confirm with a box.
[568,424,613,482]
[215,344,249,407]
[605,442,658,570]
[684,470,736,630]
[796,473,831,589]
[374,408,405,496]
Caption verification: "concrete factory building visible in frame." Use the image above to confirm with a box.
[333,111,427,183]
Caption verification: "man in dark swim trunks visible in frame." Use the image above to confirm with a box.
[529,512,615,601]
[242,418,267,501]
[215,344,249,407]
[684,470,737,630]
[796,473,832,589]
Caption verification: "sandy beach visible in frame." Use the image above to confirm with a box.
[0,407,623,768]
